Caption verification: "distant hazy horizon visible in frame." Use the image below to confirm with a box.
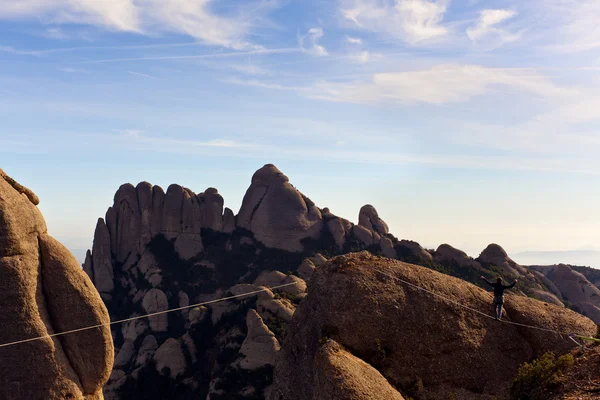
[2,1,599,257]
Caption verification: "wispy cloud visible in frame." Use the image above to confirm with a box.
[346,36,362,44]
[306,64,577,105]
[341,0,449,45]
[127,70,158,79]
[299,27,328,56]
[0,45,40,56]
[466,9,520,49]
[74,47,299,64]
[227,63,270,75]
[540,0,600,53]
[0,0,281,49]
[116,131,260,150]
[0,41,206,57]
[57,66,87,73]
[223,77,304,91]
[43,27,69,40]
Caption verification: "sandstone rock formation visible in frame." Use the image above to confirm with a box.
[236,164,323,252]
[0,168,113,400]
[238,310,280,370]
[358,204,389,235]
[434,243,481,268]
[80,163,597,399]
[477,243,528,275]
[530,264,600,323]
[84,182,231,300]
[297,258,316,281]
[271,252,596,400]
[396,239,433,263]
[313,340,405,400]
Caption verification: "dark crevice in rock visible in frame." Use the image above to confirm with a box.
[248,186,269,226]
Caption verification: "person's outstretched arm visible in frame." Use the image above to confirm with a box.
[480,276,494,287]
[504,279,518,289]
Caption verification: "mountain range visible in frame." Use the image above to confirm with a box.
[512,250,600,269]
[1,164,599,400]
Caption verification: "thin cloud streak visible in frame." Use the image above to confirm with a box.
[1,41,205,57]
[74,48,300,64]
[127,71,158,79]
[227,64,579,105]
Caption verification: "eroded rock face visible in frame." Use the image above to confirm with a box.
[358,204,389,235]
[85,182,230,298]
[154,339,186,379]
[271,252,596,400]
[236,164,324,252]
[434,244,480,268]
[0,169,113,400]
[396,240,433,264]
[313,340,405,400]
[142,289,168,332]
[239,310,280,370]
[477,243,527,275]
[530,264,600,323]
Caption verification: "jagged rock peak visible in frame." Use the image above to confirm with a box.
[85,179,231,297]
[358,204,389,235]
[237,164,323,252]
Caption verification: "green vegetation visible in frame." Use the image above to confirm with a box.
[373,338,391,367]
[300,224,341,258]
[274,291,302,305]
[265,316,288,343]
[404,378,424,397]
[319,324,340,346]
[509,352,574,400]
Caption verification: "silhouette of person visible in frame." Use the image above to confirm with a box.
[481,276,518,320]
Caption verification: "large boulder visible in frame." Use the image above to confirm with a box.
[434,244,480,268]
[271,252,596,400]
[313,340,405,400]
[236,164,323,252]
[0,169,113,400]
[396,240,433,264]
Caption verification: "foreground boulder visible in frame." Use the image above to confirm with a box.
[314,340,405,400]
[0,169,113,399]
[271,252,596,400]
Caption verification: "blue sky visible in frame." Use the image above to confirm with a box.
[1,0,599,261]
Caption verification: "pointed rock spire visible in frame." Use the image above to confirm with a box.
[237,164,323,252]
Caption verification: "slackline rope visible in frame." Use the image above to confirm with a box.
[2,267,599,349]
[0,282,300,349]
[373,268,600,344]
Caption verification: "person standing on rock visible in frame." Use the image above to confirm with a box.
[480,276,518,320]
